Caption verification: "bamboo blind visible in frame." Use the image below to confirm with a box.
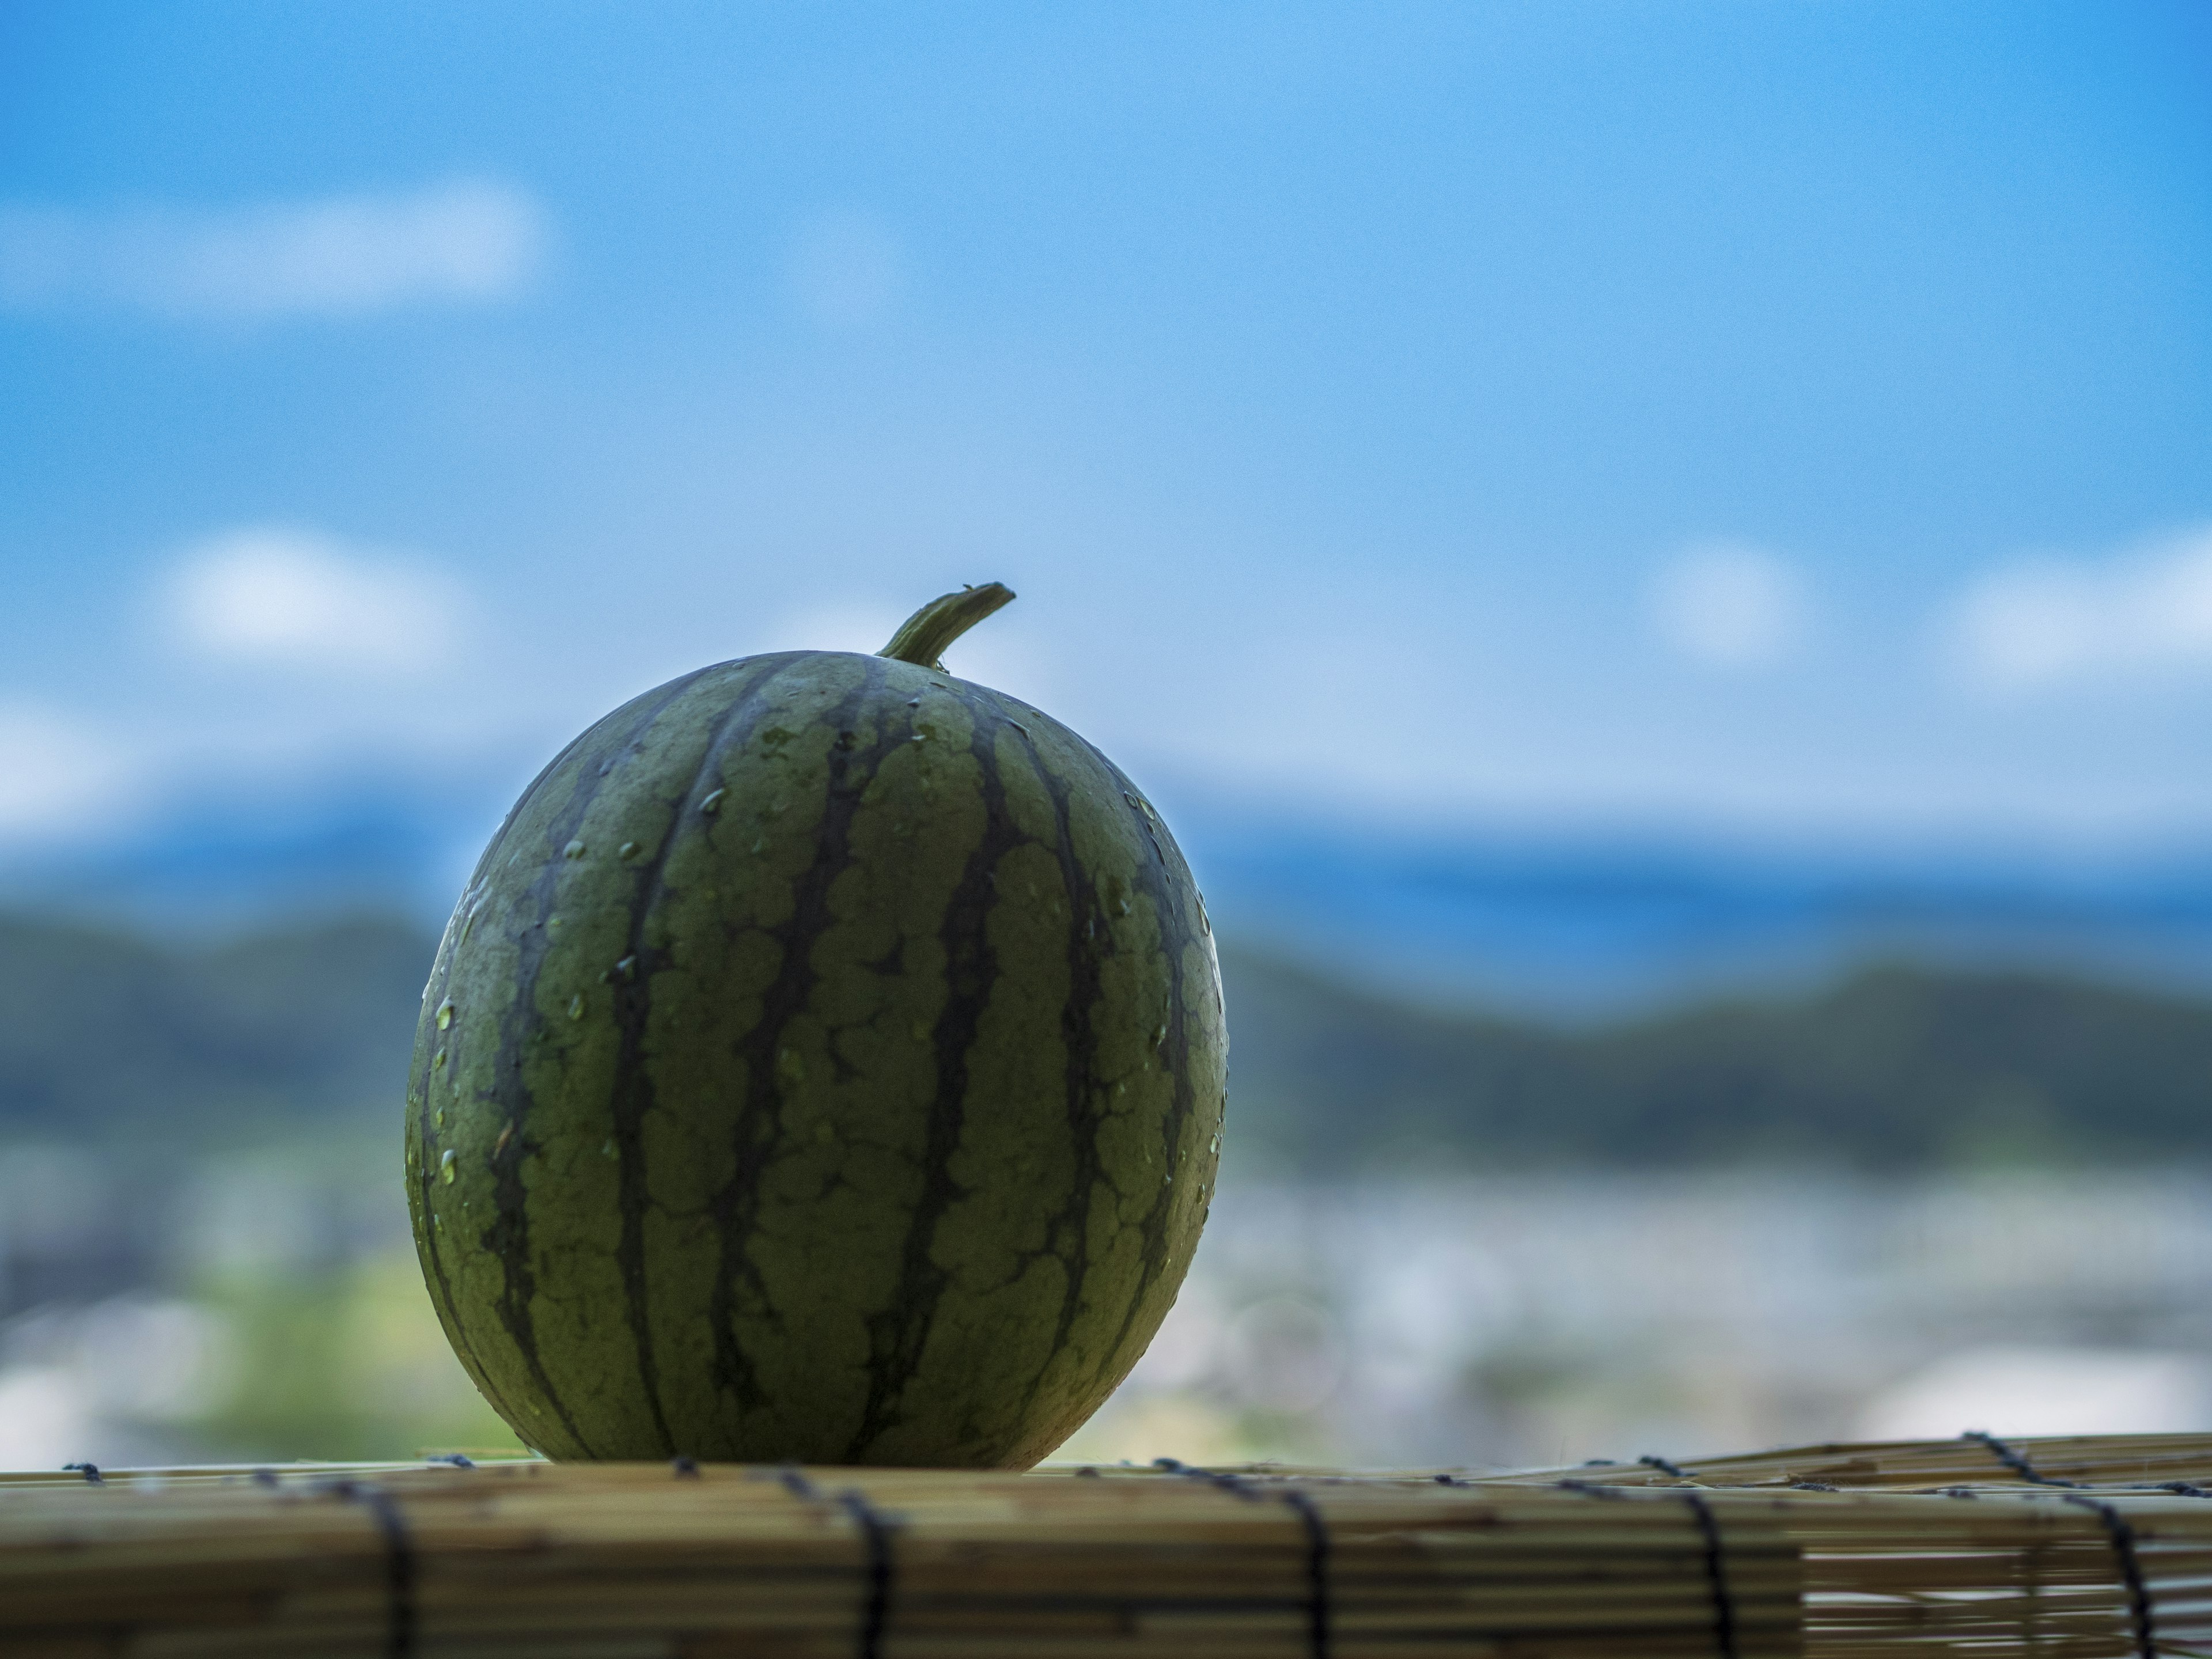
[5,1432,2212,1658]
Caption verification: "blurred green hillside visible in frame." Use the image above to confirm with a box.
[1225,946,2212,1173]
[0,912,429,1145]
[1,911,2207,1171]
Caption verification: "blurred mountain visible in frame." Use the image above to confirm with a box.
[0,912,429,1143]
[0,785,493,939]
[1187,816,2212,1014]
[1222,944,2212,1174]
[2,907,2210,1173]
[10,784,2212,1013]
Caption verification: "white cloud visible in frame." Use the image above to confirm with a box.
[1650,542,1806,671]
[1952,527,2212,695]
[163,526,469,676]
[0,178,546,320]
[0,702,130,838]
[784,209,904,329]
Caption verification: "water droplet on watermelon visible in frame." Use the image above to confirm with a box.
[439,1149,456,1184]
[619,840,641,860]
[436,1000,455,1030]
[434,1107,445,1128]
[700,789,725,814]
[563,839,586,859]
[433,1048,448,1071]
[601,1139,618,1159]
[568,993,585,1021]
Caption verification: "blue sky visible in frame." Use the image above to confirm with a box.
[3,1,2209,873]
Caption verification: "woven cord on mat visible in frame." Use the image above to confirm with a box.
[2061,1494,2157,1659]
[1153,1457,1334,1658]
[1554,1474,1742,1659]
[764,1463,901,1659]
[1680,1491,1741,1659]
[1964,1429,2089,1487]
[331,1478,415,1659]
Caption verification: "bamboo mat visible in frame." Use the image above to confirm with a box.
[6,1432,2212,1658]
[1495,1429,2212,1494]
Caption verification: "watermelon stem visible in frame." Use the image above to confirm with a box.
[878,583,1016,669]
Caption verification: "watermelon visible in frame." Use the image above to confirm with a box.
[404,585,1227,1467]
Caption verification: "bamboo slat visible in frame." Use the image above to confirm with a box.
[10,1432,2212,1658]
[0,1459,1800,1659]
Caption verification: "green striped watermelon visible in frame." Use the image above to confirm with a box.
[405,585,1227,1467]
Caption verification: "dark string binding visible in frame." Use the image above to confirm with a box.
[1152,1460,1332,1658]
[1553,1478,1627,1500]
[1282,1489,1333,1659]
[332,1482,416,1659]
[1555,1478,1738,1659]
[760,1467,896,1659]
[2063,1495,2157,1659]
[1640,1455,1694,1480]
[1678,1491,1740,1659]
[62,1462,101,1484]
[1963,1429,2085,1487]
[839,1490,896,1659]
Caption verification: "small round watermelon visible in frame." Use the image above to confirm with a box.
[404,585,1226,1466]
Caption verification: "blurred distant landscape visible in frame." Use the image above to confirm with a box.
[12,902,2212,1174]
[5,0,2207,1484]
[6,805,2212,1473]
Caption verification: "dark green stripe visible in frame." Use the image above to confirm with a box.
[1091,754,1205,1385]
[999,706,1112,1425]
[410,708,634,1433]
[843,695,1033,1460]
[600,653,812,1455]
[709,657,902,1418]
[457,664,720,1455]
